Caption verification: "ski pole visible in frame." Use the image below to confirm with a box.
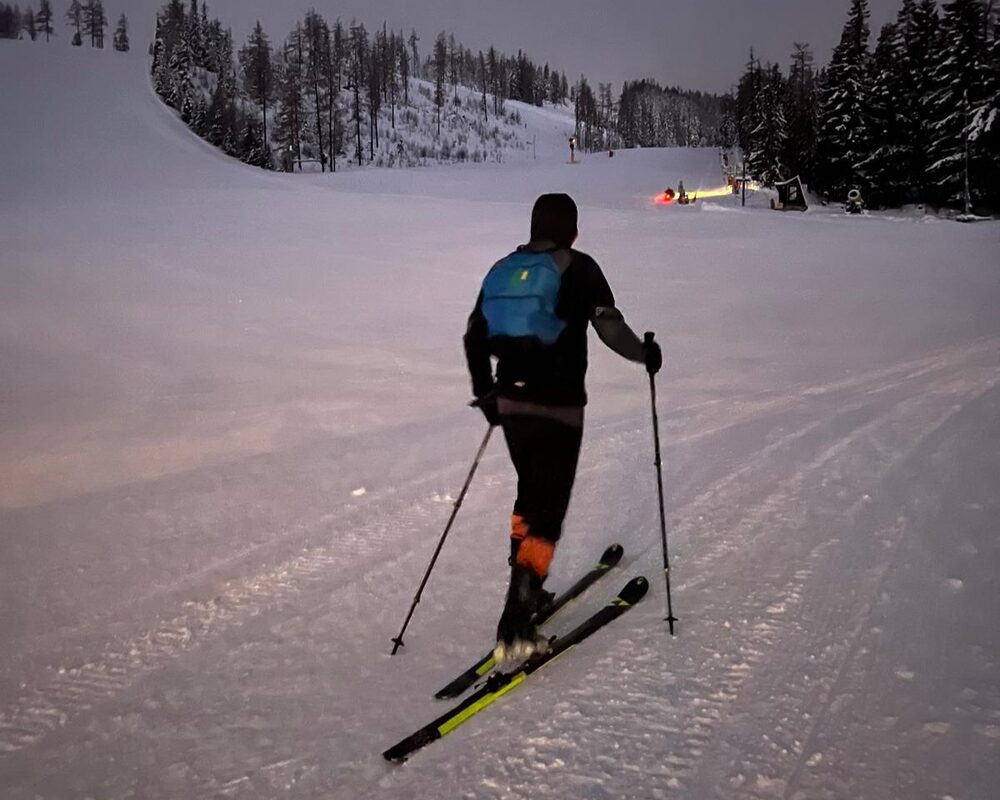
[644,332,678,635]
[390,425,495,655]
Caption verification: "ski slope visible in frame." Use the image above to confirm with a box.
[2,40,1000,800]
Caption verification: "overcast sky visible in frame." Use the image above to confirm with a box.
[128,0,906,94]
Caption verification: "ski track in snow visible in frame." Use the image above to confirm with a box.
[5,336,994,800]
[0,339,992,764]
[351,345,998,800]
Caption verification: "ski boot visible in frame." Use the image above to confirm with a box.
[494,564,552,670]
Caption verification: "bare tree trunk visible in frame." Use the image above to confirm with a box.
[354,82,362,166]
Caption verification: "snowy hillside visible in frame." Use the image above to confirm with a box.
[2,39,1000,800]
[294,78,574,170]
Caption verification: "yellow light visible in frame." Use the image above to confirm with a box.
[692,184,738,199]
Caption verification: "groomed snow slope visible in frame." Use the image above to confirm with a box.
[2,41,1000,800]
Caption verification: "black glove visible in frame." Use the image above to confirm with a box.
[643,340,663,375]
[470,394,501,426]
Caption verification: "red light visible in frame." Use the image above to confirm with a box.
[653,188,676,205]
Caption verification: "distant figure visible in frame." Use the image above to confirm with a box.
[609,149,615,158]
[569,136,577,164]
[463,193,661,666]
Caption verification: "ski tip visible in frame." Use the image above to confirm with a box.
[599,543,625,567]
[617,576,650,605]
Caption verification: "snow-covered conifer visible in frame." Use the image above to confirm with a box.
[81,0,104,47]
[303,11,330,171]
[968,5,999,207]
[112,11,127,51]
[926,0,990,208]
[433,31,447,138]
[748,64,787,185]
[857,24,909,206]
[186,0,204,67]
[815,0,872,199]
[238,20,274,168]
[275,25,305,171]
[346,20,367,165]
[66,0,81,45]
[783,43,817,184]
[23,5,35,39]
[36,0,51,40]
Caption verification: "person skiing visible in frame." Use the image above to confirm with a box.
[463,193,662,666]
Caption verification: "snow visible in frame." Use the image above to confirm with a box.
[2,39,1000,800]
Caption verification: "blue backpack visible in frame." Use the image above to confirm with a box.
[481,250,567,346]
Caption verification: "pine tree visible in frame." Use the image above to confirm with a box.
[66,0,81,45]
[81,0,105,47]
[926,0,990,208]
[907,0,943,201]
[1,4,17,38]
[748,64,787,185]
[398,27,409,106]
[346,20,367,166]
[478,49,488,121]
[23,5,35,39]
[303,10,329,171]
[112,11,127,51]
[407,28,418,77]
[274,28,304,170]
[186,0,203,67]
[857,24,908,206]
[433,31,447,137]
[387,29,399,129]
[487,46,500,115]
[324,22,343,170]
[81,0,95,46]
[367,45,381,160]
[238,20,274,169]
[868,0,939,204]
[784,43,817,183]
[736,49,763,156]
[815,0,872,199]
[167,21,195,117]
[968,3,999,208]
[36,0,51,39]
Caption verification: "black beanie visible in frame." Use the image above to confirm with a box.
[530,193,578,248]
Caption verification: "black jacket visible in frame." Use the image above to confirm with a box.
[464,245,644,407]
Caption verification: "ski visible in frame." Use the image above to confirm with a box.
[383,575,649,763]
[433,543,625,700]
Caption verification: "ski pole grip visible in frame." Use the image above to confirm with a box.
[644,331,655,346]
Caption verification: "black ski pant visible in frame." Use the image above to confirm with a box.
[501,413,583,576]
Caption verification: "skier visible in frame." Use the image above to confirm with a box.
[463,193,662,666]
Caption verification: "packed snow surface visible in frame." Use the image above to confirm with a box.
[2,41,1000,800]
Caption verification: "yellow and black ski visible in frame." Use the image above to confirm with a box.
[433,543,624,700]
[383,575,648,763]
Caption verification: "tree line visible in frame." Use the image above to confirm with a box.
[150,2,583,171]
[0,1,128,50]
[151,3,732,172]
[564,76,728,153]
[736,0,999,211]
